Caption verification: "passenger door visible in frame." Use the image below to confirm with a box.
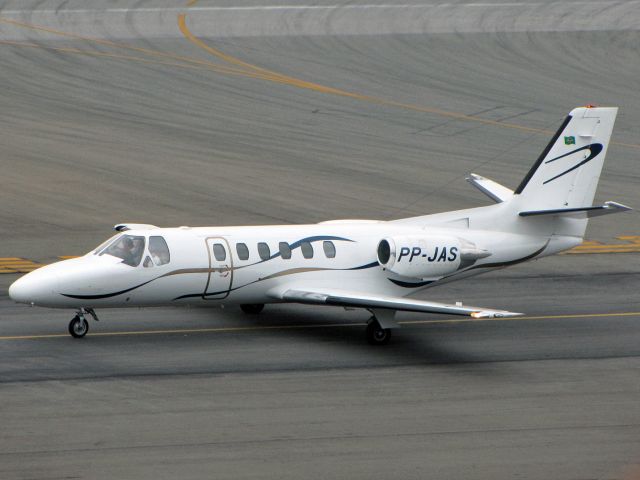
[204,237,233,300]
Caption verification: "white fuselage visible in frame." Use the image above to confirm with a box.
[8,212,580,310]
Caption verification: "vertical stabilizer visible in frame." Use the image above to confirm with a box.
[514,106,617,211]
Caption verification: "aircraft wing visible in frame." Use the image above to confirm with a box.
[270,287,522,319]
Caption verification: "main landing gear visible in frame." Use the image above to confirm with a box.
[68,308,99,338]
[240,304,265,314]
[366,317,392,345]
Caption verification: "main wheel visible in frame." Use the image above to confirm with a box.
[240,304,264,314]
[68,315,89,338]
[366,318,391,345]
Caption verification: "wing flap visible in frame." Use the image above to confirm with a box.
[273,288,522,318]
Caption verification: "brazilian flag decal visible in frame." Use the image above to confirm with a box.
[564,136,576,145]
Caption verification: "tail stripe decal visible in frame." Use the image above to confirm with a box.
[542,143,603,184]
[514,115,572,194]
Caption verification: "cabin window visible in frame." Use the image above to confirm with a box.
[100,234,145,267]
[236,243,250,261]
[149,236,170,265]
[301,241,314,259]
[323,241,336,258]
[258,242,271,261]
[143,256,154,268]
[279,242,292,259]
[213,243,226,261]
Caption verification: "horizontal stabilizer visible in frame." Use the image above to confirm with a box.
[466,173,514,203]
[519,201,632,218]
[272,287,522,319]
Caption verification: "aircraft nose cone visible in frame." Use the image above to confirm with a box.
[8,268,60,305]
[8,276,33,304]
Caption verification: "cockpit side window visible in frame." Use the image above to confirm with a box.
[149,236,171,266]
[100,234,145,267]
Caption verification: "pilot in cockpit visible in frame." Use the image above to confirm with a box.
[116,237,136,266]
[109,236,143,266]
[130,238,144,265]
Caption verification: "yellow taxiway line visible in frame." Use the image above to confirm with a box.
[0,11,639,149]
[0,311,638,341]
[0,258,45,273]
[176,9,640,149]
[561,236,640,254]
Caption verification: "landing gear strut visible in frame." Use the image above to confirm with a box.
[68,308,98,338]
[240,304,264,314]
[366,317,392,345]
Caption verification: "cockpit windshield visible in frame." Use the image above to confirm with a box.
[99,234,146,267]
[92,234,120,254]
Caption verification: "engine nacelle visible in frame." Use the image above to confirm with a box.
[377,235,487,279]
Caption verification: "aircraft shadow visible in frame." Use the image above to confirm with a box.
[220,306,512,376]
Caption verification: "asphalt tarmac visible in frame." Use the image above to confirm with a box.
[1,1,639,478]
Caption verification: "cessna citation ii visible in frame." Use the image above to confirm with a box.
[8,106,632,344]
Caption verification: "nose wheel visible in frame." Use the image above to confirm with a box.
[68,308,98,338]
[69,315,89,338]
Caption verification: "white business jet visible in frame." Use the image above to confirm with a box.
[8,106,631,344]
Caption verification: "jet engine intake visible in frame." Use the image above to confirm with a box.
[377,235,490,279]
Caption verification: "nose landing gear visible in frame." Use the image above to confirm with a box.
[68,308,99,338]
[69,314,88,338]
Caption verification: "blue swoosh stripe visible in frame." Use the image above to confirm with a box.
[265,235,354,261]
[61,278,155,300]
[388,278,434,288]
[543,143,603,184]
[348,261,379,270]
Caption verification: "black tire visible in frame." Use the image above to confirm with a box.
[366,319,391,345]
[68,315,89,338]
[240,304,265,314]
